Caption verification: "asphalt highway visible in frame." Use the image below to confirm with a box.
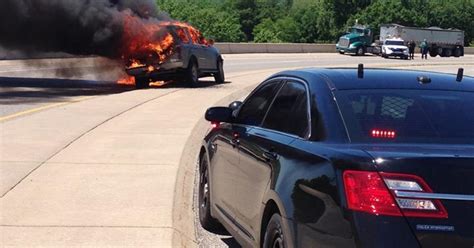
[1,54,472,118]
[2,54,473,119]
[0,53,473,247]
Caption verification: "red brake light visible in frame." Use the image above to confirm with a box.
[343,171,402,216]
[371,129,396,138]
[343,170,448,218]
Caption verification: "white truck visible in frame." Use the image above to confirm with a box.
[380,24,465,57]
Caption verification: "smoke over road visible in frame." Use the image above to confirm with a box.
[0,0,169,59]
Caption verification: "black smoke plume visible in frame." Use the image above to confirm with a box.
[0,0,169,59]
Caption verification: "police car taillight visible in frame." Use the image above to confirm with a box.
[343,171,448,218]
[381,172,448,218]
[211,122,220,129]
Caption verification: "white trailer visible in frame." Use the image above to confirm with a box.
[380,24,464,57]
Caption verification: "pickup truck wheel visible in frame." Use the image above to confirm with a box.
[214,60,225,84]
[356,47,365,56]
[186,60,199,87]
[339,51,345,55]
[135,76,149,89]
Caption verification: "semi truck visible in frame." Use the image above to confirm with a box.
[336,23,465,57]
[336,24,379,56]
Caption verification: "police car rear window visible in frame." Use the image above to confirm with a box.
[337,89,474,144]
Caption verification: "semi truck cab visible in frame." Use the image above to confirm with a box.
[336,25,374,56]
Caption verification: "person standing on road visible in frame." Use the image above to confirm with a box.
[408,40,416,59]
[420,39,428,60]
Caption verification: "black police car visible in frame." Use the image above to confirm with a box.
[199,67,474,248]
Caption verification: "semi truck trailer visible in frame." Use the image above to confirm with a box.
[380,24,464,57]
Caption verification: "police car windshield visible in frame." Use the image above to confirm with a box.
[385,40,405,46]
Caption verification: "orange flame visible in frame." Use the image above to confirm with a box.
[117,75,135,85]
[120,13,177,69]
[149,80,167,87]
[128,59,145,69]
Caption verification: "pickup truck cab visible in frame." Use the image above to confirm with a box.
[381,38,409,59]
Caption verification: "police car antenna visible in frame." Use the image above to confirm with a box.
[358,64,364,78]
[456,68,464,82]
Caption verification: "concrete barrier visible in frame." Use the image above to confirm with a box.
[215,43,474,55]
[301,43,337,53]
[1,44,471,60]
[215,43,336,54]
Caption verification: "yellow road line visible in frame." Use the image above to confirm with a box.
[0,96,94,122]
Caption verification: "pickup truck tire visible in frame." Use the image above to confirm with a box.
[214,59,225,84]
[186,59,199,87]
[339,51,345,54]
[135,76,149,89]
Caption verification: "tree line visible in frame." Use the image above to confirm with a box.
[157,0,474,45]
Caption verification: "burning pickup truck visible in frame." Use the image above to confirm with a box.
[123,22,224,88]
